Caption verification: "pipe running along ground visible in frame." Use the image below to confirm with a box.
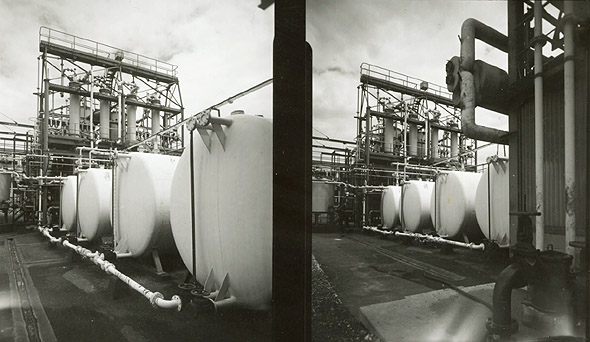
[362,226,485,250]
[37,226,182,311]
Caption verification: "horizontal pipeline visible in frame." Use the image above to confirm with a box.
[362,226,485,250]
[37,226,182,311]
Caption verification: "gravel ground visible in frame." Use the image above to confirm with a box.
[312,255,380,342]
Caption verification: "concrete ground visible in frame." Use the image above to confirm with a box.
[1,229,271,342]
[312,231,585,342]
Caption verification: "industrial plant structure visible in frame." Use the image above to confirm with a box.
[313,1,589,340]
[0,26,273,341]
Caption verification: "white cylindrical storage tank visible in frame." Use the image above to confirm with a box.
[115,152,179,257]
[475,160,510,245]
[99,88,110,139]
[430,171,482,239]
[126,95,137,143]
[401,181,434,232]
[78,169,112,241]
[312,180,335,213]
[384,118,394,153]
[170,114,272,311]
[0,173,11,203]
[68,81,81,136]
[381,185,401,229]
[61,175,77,231]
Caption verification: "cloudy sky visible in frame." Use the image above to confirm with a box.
[308,0,511,160]
[0,0,273,135]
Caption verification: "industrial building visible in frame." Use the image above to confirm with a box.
[312,1,589,341]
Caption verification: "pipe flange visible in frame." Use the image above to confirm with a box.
[172,295,182,312]
[150,292,164,308]
[486,317,519,337]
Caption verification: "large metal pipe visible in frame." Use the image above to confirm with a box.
[563,1,576,258]
[456,18,510,144]
[459,71,508,144]
[68,81,81,136]
[490,263,527,336]
[126,95,137,143]
[460,18,509,72]
[99,88,110,140]
[533,0,545,251]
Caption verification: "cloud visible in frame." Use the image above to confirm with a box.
[0,0,273,129]
[308,0,508,144]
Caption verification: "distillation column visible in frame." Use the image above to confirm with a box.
[408,115,418,156]
[151,98,161,150]
[68,81,81,136]
[430,122,439,159]
[99,88,110,140]
[384,118,394,153]
[126,95,137,143]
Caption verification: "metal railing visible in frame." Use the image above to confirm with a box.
[39,26,178,78]
[360,62,452,101]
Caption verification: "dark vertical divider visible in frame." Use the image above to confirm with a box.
[273,1,310,341]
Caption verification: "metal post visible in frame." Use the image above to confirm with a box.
[563,1,576,258]
[533,0,545,251]
[189,130,196,282]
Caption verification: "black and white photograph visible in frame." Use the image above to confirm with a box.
[0,0,588,341]
[309,1,589,341]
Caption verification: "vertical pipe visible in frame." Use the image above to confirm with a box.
[99,89,110,140]
[563,1,576,257]
[189,130,196,280]
[450,126,459,158]
[89,66,94,148]
[43,79,49,152]
[152,99,161,151]
[408,121,418,156]
[365,106,370,166]
[384,118,394,153]
[533,0,545,250]
[430,124,439,159]
[126,95,137,143]
[117,82,122,142]
[69,82,81,136]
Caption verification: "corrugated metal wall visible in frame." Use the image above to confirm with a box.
[517,59,587,243]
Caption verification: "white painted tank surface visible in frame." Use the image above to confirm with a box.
[78,169,112,241]
[0,173,11,202]
[381,185,401,229]
[61,175,77,231]
[430,171,482,239]
[475,160,510,245]
[170,114,272,311]
[115,152,179,257]
[401,181,434,232]
[312,180,335,213]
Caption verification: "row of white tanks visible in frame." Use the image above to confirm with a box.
[60,114,272,310]
[380,159,509,245]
